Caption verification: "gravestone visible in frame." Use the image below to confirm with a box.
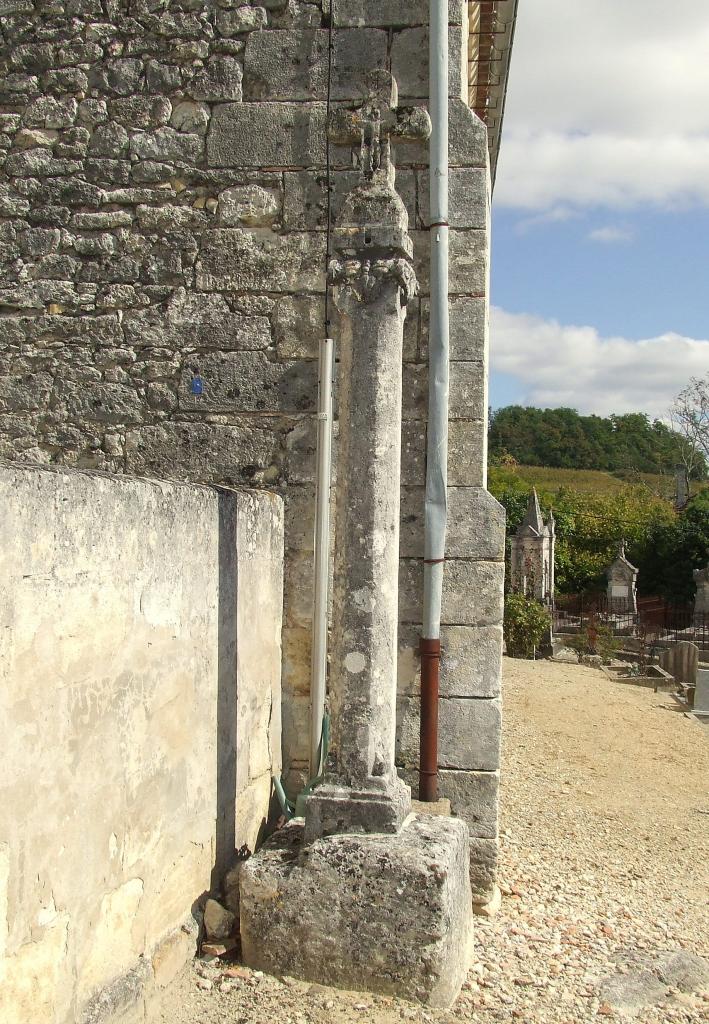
[660,641,699,687]
[693,564,709,616]
[606,541,638,615]
[693,668,709,715]
[238,74,473,1008]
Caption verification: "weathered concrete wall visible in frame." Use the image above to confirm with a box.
[0,462,283,1024]
[0,1,503,902]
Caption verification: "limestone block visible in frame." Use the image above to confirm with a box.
[4,149,81,177]
[112,96,172,130]
[0,184,29,217]
[136,205,204,234]
[284,485,316,552]
[55,381,145,425]
[468,838,499,904]
[399,487,505,560]
[240,817,473,1008]
[282,626,312,697]
[125,422,284,486]
[418,168,487,229]
[244,29,388,101]
[281,691,310,765]
[449,231,487,296]
[396,696,501,772]
[450,99,489,163]
[392,27,464,101]
[439,770,499,840]
[78,879,145,1003]
[399,559,505,626]
[208,102,327,168]
[421,297,486,362]
[403,296,420,361]
[217,6,268,34]
[195,229,326,293]
[283,168,416,231]
[284,415,318,484]
[217,184,281,227]
[333,0,464,27]
[273,294,325,359]
[448,487,505,560]
[178,351,317,414]
[397,623,502,700]
[412,230,486,298]
[401,420,427,485]
[129,127,203,164]
[151,924,197,989]
[283,550,313,628]
[398,768,499,840]
[443,560,505,626]
[22,95,77,128]
[204,898,235,941]
[449,362,486,420]
[170,101,210,134]
[124,289,272,353]
[441,624,503,698]
[402,362,427,420]
[448,420,486,487]
[189,56,243,101]
[88,58,144,96]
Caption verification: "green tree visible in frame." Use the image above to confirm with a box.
[638,491,709,602]
[489,405,705,476]
[504,593,551,659]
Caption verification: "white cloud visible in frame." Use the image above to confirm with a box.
[491,306,709,418]
[496,0,709,211]
[587,225,633,244]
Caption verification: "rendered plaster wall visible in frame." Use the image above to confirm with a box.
[0,462,283,1024]
[0,0,503,901]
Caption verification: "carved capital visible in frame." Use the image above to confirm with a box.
[329,256,418,309]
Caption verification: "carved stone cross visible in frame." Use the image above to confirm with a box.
[329,70,431,183]
[304,76,430,841]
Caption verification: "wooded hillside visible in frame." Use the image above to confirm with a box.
[489,406,702,476]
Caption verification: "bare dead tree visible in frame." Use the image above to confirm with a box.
[669,373,709,481]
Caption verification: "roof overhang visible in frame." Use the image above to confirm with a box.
[467,0,519,188]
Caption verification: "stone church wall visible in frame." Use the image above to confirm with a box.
[0,462,283,1023]
[0,0,503,903]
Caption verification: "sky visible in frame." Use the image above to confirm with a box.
[490,0,709,419]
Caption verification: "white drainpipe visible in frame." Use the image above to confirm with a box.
[309,336,334,776]
[420,0,450,800]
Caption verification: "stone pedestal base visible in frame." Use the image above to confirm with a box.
[304,775,411,842]
[239,815,473,1008]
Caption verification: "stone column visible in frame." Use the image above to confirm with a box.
[239,75,473,1008]
[305,73,427,840]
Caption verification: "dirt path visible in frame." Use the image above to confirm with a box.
[152,659,708,1024]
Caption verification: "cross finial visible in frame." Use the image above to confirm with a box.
[329,71,431,183]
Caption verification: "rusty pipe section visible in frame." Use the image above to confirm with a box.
[419,637,441,802]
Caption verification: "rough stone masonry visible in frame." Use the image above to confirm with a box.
[0,0,504,906]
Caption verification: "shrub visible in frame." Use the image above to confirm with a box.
[568,619,620,662]
[504,593,551,659]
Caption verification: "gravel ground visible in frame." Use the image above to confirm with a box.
[152,658,709,1024]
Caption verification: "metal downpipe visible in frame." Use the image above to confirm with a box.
[309,336,334,777]
[420,0,450,802]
